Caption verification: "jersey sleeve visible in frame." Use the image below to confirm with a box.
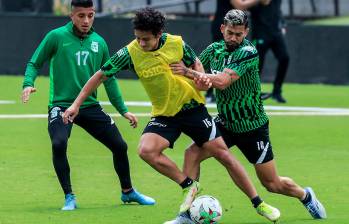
[101,47,133,77]
[225,46,259,77]
[102,77,128,115]
[199,44,214,72]
[182,41,198,67]
[23,31,57,88]
[100,41,128,115]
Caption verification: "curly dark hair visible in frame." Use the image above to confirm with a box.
[132,7,166,35]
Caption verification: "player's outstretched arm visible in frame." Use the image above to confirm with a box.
[63,70,107,124]
[123,112,138,128]
[21,87,37,103]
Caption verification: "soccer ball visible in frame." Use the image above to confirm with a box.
[189,195,222,224]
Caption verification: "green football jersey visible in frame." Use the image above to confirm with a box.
[23,22,127,114]
[200,39,268,133]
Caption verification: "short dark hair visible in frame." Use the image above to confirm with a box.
[71,0,94,8]
[224,9,249,28]
[133,7,165,35]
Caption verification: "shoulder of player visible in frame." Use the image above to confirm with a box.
[202,41,223,56]
[46,26,65,39]
[237,40,258,55]
[89,32,108,45]
[165,33,184,45]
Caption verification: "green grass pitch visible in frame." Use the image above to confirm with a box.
[0,75,348,223]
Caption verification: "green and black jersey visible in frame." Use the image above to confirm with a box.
[23,22,128,114]
[200,39,268,133]
[101,33,197,76]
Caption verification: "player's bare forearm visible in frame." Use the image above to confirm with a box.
[184,67,239,90]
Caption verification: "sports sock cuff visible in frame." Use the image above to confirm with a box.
[122,188,134,195]
[179,177,193,189]
[301,191,311,204]
[251,196,263,208]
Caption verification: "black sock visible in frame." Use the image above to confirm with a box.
[122,188,134,195]
[301,191,311,204]
[251,196,263,208]
[180,177,193,189]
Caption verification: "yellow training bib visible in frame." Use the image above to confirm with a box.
[127,34,204,116]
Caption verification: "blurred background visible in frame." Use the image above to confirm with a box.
[0,0,348,84]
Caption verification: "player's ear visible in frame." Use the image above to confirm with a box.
[220,24,225,34]
[245,27,250,36]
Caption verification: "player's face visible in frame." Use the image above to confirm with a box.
[221,24,249,50]
[70,7,95,34]
[134,29,162,52]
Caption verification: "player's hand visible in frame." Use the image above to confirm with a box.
[62,105,79,124]
[260,0,272,6]
[123,112,138,128]
[21,87,37,103]
[194,74,212,91]
[170,61,188,76]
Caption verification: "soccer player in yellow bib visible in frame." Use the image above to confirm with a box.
[63,7,279,220]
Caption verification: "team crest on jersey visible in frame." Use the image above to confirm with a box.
[91,41,99,53]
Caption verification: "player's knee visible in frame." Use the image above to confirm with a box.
[138,145,155,162]
[51,138,67,157]
[119,140,128,152]
[111,139,128,153]
[212,148,231,162]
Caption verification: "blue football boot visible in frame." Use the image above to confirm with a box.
[303,187,327,219]
[121,189,155,205]
[61,193,77,211]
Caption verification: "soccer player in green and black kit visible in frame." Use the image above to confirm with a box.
[21,0,154,210]
[171,9,326,222]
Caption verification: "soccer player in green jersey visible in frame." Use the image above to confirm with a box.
[62,7,279,221]
[21,0,155,210]
[171,9,327,221]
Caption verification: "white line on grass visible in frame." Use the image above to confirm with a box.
[1,101,349,119]
[2,100,349,112]
[0,100,15,104]
[1,111,349,119]
[103,101,349,113]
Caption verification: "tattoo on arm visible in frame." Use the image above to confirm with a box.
[184,67,203,79]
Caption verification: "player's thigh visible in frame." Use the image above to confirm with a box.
[75,105,123,142]
[236,122,274,164]
[213,116,236,148]
[47,106,73,143]
[254,160,279,184]
[142,116,181,149]
[181,106,221,147]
